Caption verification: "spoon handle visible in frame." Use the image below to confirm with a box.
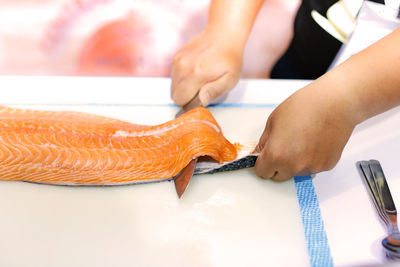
[357,161,388,225]
[368,160,398,225]
[357,160,400,255]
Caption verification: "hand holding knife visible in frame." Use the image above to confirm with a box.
[175,91,203,118]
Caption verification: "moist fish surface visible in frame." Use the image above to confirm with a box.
[0,106,237,185]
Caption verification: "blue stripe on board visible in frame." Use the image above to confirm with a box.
[294,176,334,267]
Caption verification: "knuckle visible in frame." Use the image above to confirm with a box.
[192,61,203,76]
[176,59,187,70]
[172,52,182,64]
[173,56,189,70]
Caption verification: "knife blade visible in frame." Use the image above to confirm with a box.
[174,157,198,198]
[175,91,203,118]
[173,92,202,198]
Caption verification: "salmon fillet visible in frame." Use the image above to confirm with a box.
[0,106,237,185]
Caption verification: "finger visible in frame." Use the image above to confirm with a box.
[270,169,294,182]
[255,151,294,181]
[198,72,239,106]
[254,147,277,180]
[170,74,204,106]
[170,56,203,106]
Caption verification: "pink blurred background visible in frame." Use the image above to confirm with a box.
[0,0,299,77]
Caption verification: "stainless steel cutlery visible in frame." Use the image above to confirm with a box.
[357,160,400,260]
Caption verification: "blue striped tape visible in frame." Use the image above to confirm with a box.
[295,176,334,267]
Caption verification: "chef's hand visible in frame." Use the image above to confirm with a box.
[170,29,242,107]
[254,81,357,181]
[254,27,400,181]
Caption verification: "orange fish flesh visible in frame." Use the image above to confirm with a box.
[0,106,237,185]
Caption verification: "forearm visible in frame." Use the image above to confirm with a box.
[206,0,265,49]
[309,28,400,126]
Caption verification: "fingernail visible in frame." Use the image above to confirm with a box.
[199,90,210,107]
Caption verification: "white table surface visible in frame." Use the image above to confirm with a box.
[0,76,398,267]
[316,105,400,267]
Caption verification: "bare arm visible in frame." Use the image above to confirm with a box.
[171,0,265,106]
[334,27,400,122]
[255,27,400,181]
[206,0,265,48]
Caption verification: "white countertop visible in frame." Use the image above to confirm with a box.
[0,76,398,267]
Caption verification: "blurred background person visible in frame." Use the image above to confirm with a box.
[0,0,298,77]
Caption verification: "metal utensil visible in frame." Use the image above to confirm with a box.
[357,160,400,260]
[173,92,202,198]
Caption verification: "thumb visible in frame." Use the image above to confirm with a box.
[198,73,238,106]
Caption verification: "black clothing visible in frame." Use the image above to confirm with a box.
[270,0,385,79]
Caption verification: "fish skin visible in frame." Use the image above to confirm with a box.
[0,106,237,185]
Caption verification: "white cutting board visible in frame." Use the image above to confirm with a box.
[0,77,310,267]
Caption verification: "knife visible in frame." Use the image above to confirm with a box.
[175,91,203,118]
[173,92,202,198]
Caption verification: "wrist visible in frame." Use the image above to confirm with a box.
[203,25,247,51]
[324,61,384,126]
[303,71,364,129]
